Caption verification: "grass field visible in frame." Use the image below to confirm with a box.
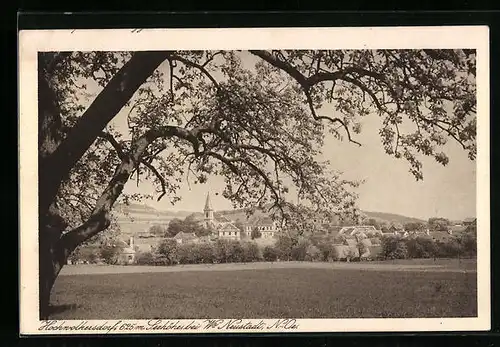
[50,262,477,319]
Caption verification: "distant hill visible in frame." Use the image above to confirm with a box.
[113,203,426,235]
[113,203,194,235]
[362,211,426,224]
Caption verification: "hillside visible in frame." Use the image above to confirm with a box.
[113,203,426,236]
[362,211,426,224]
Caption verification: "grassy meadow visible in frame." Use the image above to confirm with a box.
[50,263,477,319]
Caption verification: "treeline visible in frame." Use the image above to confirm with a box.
[70,230,477,266]
[134,232,477,266]
[136,239,263,265]
[381,233,477,259]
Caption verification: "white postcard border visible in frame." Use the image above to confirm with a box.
[19,26,491,335]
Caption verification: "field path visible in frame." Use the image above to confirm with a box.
[59,260,476,276]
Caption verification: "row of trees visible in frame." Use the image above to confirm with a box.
[136,230,477,267]
[139,239,262,265]
[381,234,477,259]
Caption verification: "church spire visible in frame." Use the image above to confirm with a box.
[204,192,213,211]
[203,192,214,228]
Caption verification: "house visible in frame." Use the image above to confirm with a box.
[447,225,468,235]
[173,232,199,244]
[117,237,136,265]
[338,225,382,238]
[217,223,241,240]
[244,216,280,239]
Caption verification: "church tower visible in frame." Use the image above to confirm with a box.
[204,192,214,228]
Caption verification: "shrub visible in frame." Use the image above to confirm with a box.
[241,241,262,262]
[157,239,179,264]
[177,243,198,264]
[381,236,408,259]
[436,239,461,258]
[99,244,123,265]
[226,241,245,263]
[315,240,332,261]
[357,241,370,260]
[406,237,438,259]
[263,246,279,261]
[135,252,155,265]
[327,244,340,261]
[194,243,216,264]
[153,256,172,266]
[291,239,310,261]
[461,233,477,257]
[333,234,347,245]
[275,235,293,261]
[305,244,321,262]
[213,239,233,263]
[73,246,100,264]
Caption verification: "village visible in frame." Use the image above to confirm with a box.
[68,192,477,266]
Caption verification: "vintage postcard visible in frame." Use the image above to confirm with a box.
[19,26,490,335]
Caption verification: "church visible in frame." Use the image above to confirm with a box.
[202,193,242,240]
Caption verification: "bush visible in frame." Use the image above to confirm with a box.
[213,239,233,263]
[177,243,199,264]
[135,252,155,265]
[263,246,279,261]
[333,234,347,245]
[357,241,368,257]
[148,256,170,266]
[461,233,477,257]
[241,241,263,262]
[227,241,245,263]
[435,239,461,258]
[315,240,331,261]
[275,235,293,261]
[381,236,408,259]
[193,243,216,264]
[157,239,179,264]
[327,244,340,261]
[305,244,321,262]
[291,239,310,261]
[100,244,123,265]
[406,237,438,259]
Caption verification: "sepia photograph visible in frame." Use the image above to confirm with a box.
[19,27,490,334]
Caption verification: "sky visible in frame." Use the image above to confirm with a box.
[80,51,477,221]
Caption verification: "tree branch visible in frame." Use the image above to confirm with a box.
[170,53,220,88]
[141,160,168,201]
[40,51,171,215]
[99,131,127,160]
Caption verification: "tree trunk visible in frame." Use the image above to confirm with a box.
[38,223,68,320]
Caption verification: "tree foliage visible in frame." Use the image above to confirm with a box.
[149,224,167,236]
[428,217,451,231]
[165,215,210,237]
[250,227,262,239]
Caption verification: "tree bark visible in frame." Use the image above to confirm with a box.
[38,219,68,319]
